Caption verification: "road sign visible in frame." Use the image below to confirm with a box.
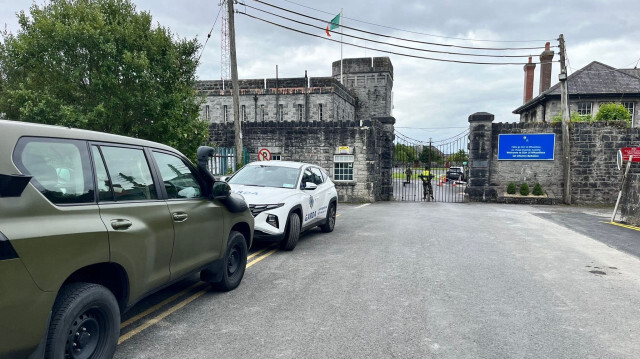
[498,134,555,160]
[257,148,271,161]
[620,147,640,162]
[617,150,623,171]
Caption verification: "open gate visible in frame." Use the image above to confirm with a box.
[393,130,469,203]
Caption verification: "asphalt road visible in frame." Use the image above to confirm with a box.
[114,202,640,359]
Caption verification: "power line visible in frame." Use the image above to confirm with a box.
[239,11,558,66]
[243,4,536,58]
[395,129,469,145]
[247,0,551,51]
[279,0,554,44]
[198,3,225,62]
[396,126,468,130]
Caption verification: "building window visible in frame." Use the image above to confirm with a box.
[298,104,303,121]
[576,102,592,115]
[319,104,323,121]
[241,105,246,122]
[334,155,354,181]
[279,104,284,121]
[205,105,210,121]
[271,154,281,161]
[260,104,265,121]
[622,102,635,124]
[223,105,228,123]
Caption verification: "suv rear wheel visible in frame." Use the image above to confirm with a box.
[45,283,120,359]
[280,212,300,251]
[320,203,336,233]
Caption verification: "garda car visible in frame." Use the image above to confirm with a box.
[226,161,338,250]
[0,120,253,359]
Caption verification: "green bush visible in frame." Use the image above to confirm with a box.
[519,183,530,196]
[507,182,517,194]
[551,112,593,123]
[594,103,631,124]
[532,183,544,196]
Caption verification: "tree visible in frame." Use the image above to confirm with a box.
[393,143,416,164]
[419,146,443,165]
[594,103,631,124]
[450,149,468,164]
[0,0,208,159]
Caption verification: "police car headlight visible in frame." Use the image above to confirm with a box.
[266,214,279,228]
[249,203,284,217]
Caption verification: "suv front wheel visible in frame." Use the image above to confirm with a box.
[212,231,248,292]
[46,283,120,359]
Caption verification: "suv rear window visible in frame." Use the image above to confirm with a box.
[14,137,94,204]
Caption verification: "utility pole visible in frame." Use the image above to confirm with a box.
[558,34,571,204]
[227,0,243,169]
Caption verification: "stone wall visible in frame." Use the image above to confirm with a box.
[333,57,394,120]
[467,112,640,206]
[197,77,355,124]
[622,173,640,225]
[208,118,395,203]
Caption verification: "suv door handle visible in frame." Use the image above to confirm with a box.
[110,219,132,230]
[172,212,188,222]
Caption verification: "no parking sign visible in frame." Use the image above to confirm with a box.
[258,148,271,161]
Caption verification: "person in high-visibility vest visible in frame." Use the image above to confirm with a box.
[418,167,434,200]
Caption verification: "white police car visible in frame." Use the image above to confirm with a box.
[226,161,337,250]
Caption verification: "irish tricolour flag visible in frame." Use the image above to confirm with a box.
[325,13,340,37]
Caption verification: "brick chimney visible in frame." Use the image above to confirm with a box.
[539,42,554,94]
[523,56,536,103]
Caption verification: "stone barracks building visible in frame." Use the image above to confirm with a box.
[196,57,396,203]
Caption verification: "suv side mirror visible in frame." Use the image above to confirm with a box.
[212,181,231,200]
[303,182,318,191]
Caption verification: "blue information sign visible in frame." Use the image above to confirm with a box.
[498,134,555,160]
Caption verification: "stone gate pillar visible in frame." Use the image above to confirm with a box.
[467,112,496,201]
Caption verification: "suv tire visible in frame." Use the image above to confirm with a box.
[320,203,336,233]
[45,283,120,359]
[213,231,248,292]
[280,212,301,251]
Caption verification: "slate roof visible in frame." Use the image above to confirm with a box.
[513,61,640,114]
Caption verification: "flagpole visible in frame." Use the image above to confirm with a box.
[340,8,343,84]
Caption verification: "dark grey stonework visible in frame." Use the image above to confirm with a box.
[199,57,395,203]
[622,173,640,226]
[466,112,496,201]
[467,114,640,207]
[332,57,394,121]
[208,119,395,202]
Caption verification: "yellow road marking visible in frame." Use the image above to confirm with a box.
[247,248,278,268]
[120,282,204,329]
[606,221,640,232]
[120,245,274,330]
[119,247,279,344]
[118,290,206,344]
[247,245,272,260]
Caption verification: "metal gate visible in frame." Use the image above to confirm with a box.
[393,130,469,203]
[207,147,250,176]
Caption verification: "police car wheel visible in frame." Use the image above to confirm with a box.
[320,203,336,233]
[280,212,300,251]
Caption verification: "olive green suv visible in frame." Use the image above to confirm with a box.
[0,120,253,359]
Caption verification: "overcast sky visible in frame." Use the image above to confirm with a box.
[2,0,640,142]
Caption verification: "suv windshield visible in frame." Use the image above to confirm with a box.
[229,165,301,189]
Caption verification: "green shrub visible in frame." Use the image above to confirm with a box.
[507,182,517,194]
[532,183,544,196]
[594,103,631,125]
[519,183,530,196]
[551,112,593,123]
